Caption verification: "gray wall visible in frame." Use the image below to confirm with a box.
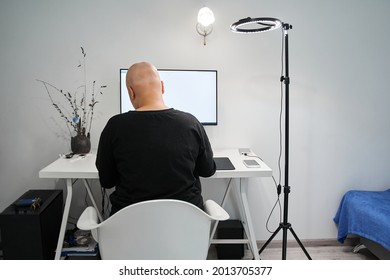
[1,0,389,242]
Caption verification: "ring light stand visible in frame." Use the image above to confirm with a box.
[231,17,312,260]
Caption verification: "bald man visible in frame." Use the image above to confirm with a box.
[96,62,216,215]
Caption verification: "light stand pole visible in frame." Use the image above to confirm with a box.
[231,17,311,260]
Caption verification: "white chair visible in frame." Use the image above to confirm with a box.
[77,199,229,259]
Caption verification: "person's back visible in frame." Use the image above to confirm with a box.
[96,62,216,215]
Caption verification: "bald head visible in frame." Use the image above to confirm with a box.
[126,62,167,111]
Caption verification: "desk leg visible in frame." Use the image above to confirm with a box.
[82,179,103,222]
[239,178,260,260]
[209,178,233,242]
[54,178,73,260]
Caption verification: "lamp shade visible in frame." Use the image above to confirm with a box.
[198,7,215,27]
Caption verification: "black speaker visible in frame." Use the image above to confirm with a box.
[216,219,244,259]
[0,189,63,260]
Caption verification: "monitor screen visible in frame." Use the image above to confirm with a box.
[120,69,218,125]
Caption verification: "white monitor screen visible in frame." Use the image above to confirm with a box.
[120,69,218,125]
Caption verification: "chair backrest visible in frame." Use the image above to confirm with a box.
[93,199,217,259]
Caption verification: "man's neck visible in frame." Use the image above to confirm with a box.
[136,103,169,111]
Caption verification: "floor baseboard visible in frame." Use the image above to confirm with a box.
[256,237,360,248]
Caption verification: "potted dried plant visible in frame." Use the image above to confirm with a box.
[37,47,106,154]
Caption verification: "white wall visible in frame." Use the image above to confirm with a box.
[1,0,390,242]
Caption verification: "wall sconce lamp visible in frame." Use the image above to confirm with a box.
[196,7,215,45]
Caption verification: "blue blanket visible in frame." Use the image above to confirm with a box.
[334,189,390,250]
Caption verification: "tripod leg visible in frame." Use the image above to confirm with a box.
[288,226,312,260]
[258,225,282,256]
[282,225,288,259]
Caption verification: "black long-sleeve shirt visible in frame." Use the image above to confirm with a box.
[96,108,216,215]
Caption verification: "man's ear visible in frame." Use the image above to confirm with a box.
[128,86,138,109]
[161,81,165,94]
[128,86,135,100]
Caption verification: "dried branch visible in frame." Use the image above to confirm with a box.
[37,47,106,137]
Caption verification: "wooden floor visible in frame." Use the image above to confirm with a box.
[1,239,378,260]
[207,240,379,260]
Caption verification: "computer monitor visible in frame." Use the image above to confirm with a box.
[120,69,218,125]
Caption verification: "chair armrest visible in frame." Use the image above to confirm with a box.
[77,206,100,230]
[204,200,229,221]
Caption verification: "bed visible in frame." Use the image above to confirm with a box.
[334,189,390,260]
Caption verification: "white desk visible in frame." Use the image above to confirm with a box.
[210,149,272,260]
[39,148,272,260]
